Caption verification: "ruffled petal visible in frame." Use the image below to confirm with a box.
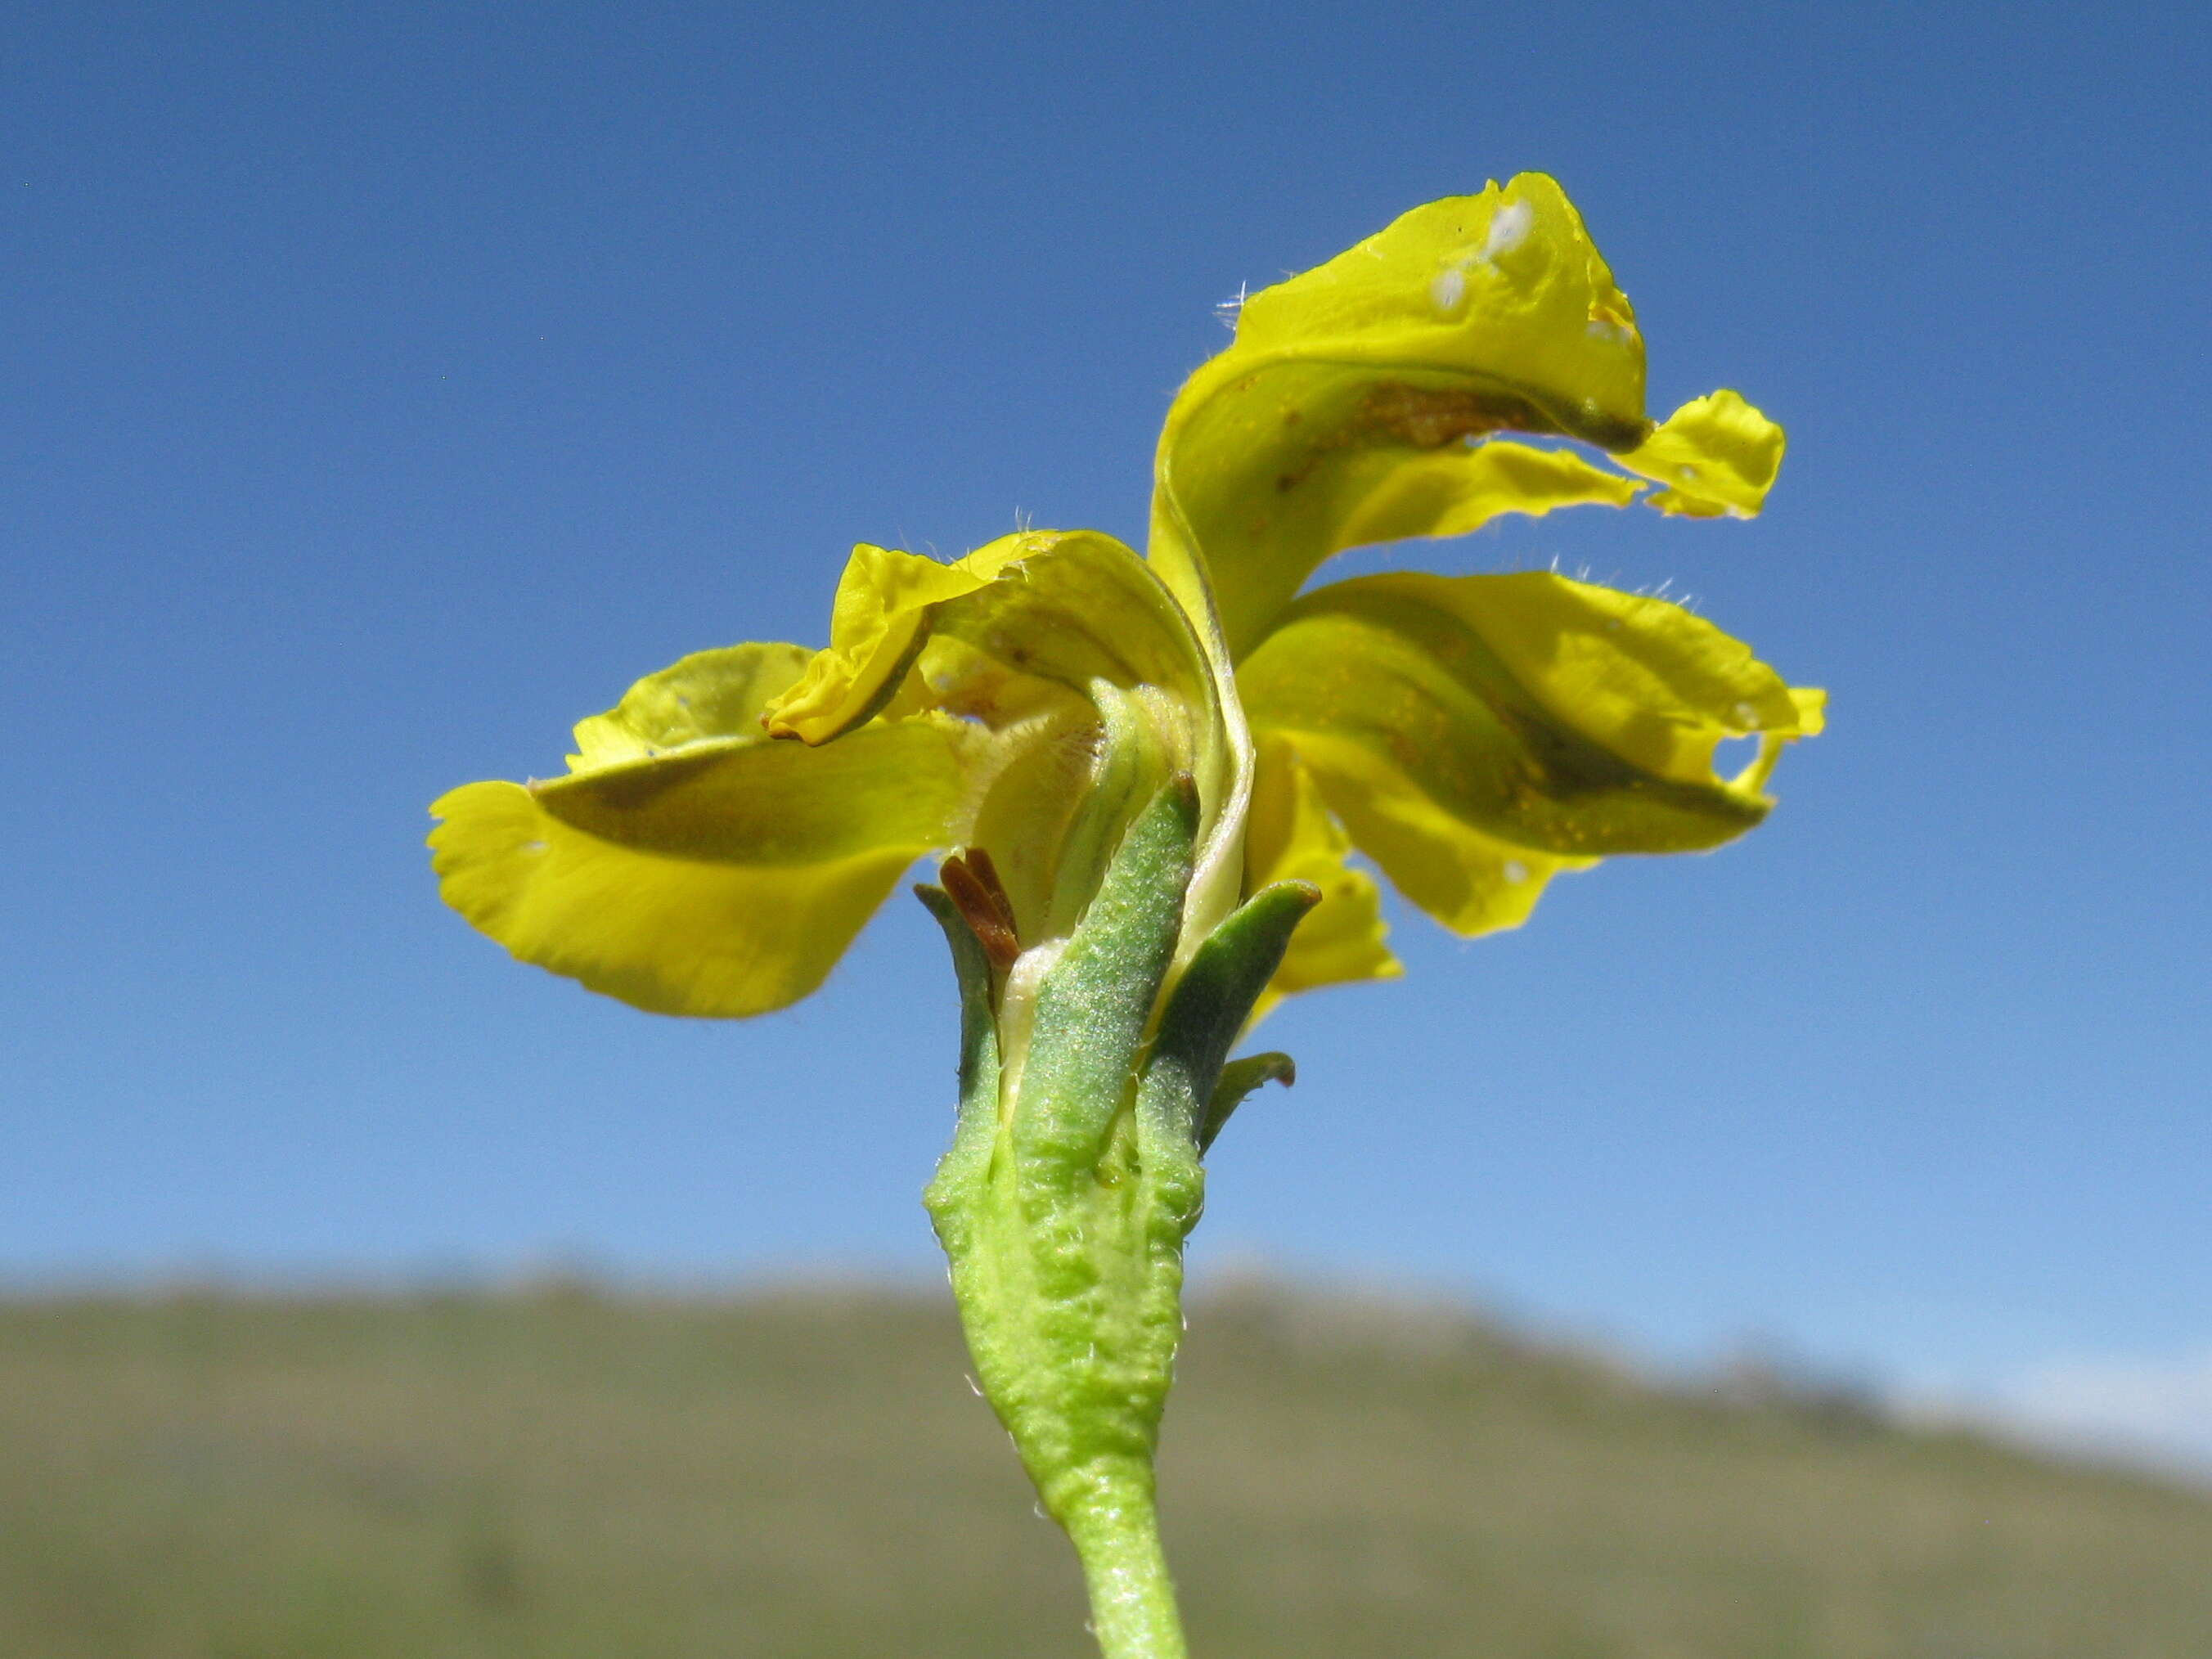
[1150,176,1793,661]
[763,542,1023,744]
[1238,570,1819,935]
[431,712,982,1018]
[1244,733,1400,1006]
[1153,174,1677,654]
[766,531,1211,749]
[433,638,987,1017]
[1616,389,1787,519]
[568,641,813,767]
[1290,735,1595,937]
[1329,439,1644,551]
[1226,175,1648,441]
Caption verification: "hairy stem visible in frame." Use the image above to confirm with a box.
[1063,1463,1186,1659]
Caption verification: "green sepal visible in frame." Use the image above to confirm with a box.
[1014,775,1200,1168]
[1043,682,1176,945]
[915,883,1003,1236]
[1198,1051,1297,1155]
[1135,880,1318,1158]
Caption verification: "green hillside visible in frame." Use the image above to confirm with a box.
[5,1284,2208,1658]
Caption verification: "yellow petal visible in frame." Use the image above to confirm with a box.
[1238,571,1819,934]
[1436,570,1819,789]
[1244,733,1400,1005]
[762,542,1024,744]
[431,639,985,1016]
[1154,174,1669,653]
[1330,439,1644,551]
[1616,389,1787,519]
[530,719,979,863]
[925,531,1213,711]
[568,641,814,767]
[1287,730,1595,937]
[1228,176,1648,443]
[1742,686,1828,794]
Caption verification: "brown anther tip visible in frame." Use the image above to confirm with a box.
[962,846,1014,914]
[941,851,1022,972]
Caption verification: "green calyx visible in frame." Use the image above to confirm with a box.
[917,779,1312,1659]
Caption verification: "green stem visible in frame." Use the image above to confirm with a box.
[1062,1463,1187,1659]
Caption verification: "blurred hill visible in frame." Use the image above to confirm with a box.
[6,1282,2210,1658]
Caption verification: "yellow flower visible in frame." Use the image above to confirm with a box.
[1150,173,1824,1005]
[430,173,1819,1022]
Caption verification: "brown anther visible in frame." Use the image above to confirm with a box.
[940,851,1022,971]
[961,846,1015,921]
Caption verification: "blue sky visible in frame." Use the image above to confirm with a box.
[6,2,2208,1463]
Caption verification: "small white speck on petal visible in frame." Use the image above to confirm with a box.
[1502,860,1529,885]
[1483,199,1534,259]
[1429,266,1466,315]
